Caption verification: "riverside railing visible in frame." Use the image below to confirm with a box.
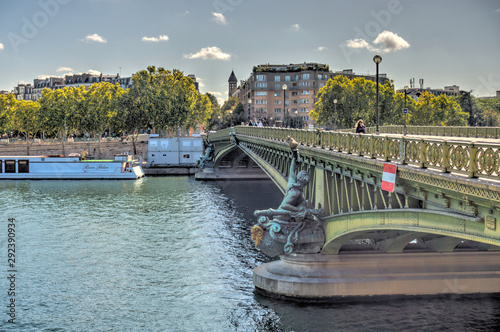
[231,126,500,180]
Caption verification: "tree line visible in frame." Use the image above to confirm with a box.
[0,66,213,154]
[311,76,500,129]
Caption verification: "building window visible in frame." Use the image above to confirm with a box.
[274,100,282,105]
[255,99,267,105]
[299,81,310,87]
[292,100,298,104]
[256,82,267,88]
[285,75,291,82]
[291,91,298,96]
[5,160,15,173]
[274,108,281,113]
[299,99,310,104]
[274,76,281,82]
[256,74,267,81]
[301,73,310,80]
[299,108,309,113]
[256,91,267,96]
[300,90,310,95]
[274,92,281,97]
[275,84,282,90]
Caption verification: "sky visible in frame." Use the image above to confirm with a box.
[0,0,499,103]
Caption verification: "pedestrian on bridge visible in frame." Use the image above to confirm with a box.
[355,120,366,134]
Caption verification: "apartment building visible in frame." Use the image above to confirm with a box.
[235,63,333,126]
[233,63,391,127]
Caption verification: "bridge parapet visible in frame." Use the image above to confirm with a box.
[341,125,500,138]
[234,126,500,180]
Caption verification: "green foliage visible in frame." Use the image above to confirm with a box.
[13,99,41,140]
[312,76,467,129]
[129,66,212,134]
[410,92,467,126]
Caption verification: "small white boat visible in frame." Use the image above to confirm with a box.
[0,154,145,180]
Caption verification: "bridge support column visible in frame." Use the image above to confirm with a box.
[253,251,500,302]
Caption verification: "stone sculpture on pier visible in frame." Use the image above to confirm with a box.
[251,137,324,257]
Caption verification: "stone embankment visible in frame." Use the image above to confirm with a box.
[0,140,149,160]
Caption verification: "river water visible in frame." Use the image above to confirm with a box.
[0,177,499,331]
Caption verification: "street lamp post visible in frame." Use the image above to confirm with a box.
[282,84,288,127]
[373,54,382,135]
[247,98,252,122]
[333,98,338,131]
[403,85,408,135]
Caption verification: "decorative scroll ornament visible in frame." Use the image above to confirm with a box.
[251,137,325,257]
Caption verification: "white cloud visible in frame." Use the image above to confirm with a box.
[141,35,169,42]
[208,91,223,96]
[373,31,410,53]
[346,38,374,50]
[0,43,4,50]
[38,74,58,80]
[291,23,300,30]
[81,33,107,43]
[345,30,410,53]
[212,12,227,25]
[317,46,327,51]
[57,66,74,72]
[183,46,231,60]
[86,69,102,75]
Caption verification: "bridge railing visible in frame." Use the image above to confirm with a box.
[341,125,500,139]
[233,126,500,179]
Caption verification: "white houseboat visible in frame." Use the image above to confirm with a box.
[0,155,145,180]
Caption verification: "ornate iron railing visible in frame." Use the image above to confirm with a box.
[230,126,500,179]
[341,125,500,138]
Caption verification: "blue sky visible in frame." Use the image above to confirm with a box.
[1,0,499,102]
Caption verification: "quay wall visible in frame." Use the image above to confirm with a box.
[0,141,149,160]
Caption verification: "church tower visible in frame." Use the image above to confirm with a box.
[228,70,237,98]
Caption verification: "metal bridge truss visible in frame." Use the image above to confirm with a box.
[208,128,500,254]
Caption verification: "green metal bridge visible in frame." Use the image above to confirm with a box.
[202,126,500,255]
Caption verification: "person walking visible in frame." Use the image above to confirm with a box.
[355,120,366,134]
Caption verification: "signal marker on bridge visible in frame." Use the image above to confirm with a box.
[381,163,397,192]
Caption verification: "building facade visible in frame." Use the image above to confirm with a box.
[396,84,464,101]
[233,63,391,127]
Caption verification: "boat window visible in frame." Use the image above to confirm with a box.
[18,160,29,173]
[5,160,16,173]
[0,160,2,173]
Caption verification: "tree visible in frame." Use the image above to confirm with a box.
[206,93,223,130]
[11,100,41,154]
[39,87,79,154]
[0,94,17,136]
[477,98,500,126]
[312,76,468,129]
[130,66,205,136]
[220,96,240,128]
[118,88,150,154]
[411,92,467,126]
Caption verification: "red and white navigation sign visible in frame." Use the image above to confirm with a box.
[381,163,397,192]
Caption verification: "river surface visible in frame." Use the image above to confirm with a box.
[0,177,499,331]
